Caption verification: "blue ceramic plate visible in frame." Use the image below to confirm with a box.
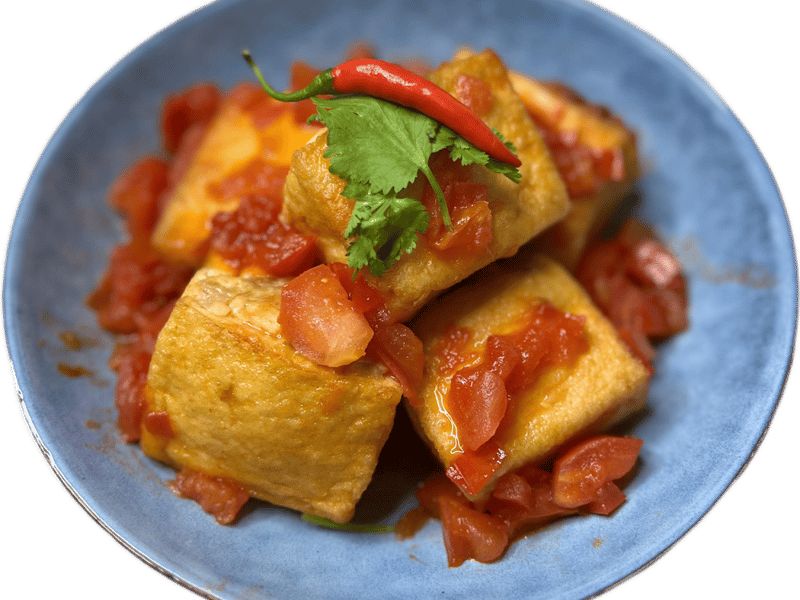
[5,0,797,599]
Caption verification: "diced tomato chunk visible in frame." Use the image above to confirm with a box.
[143,411,175,439]
[444,302,587,458]
[367,322,425,404]
[415,472,472,518]
[422,154,493,258]
[108,157,170,243]
[438,496,510,567]
[525,96,627,198]
[586,481,627,515]
[448,367,508,450]
[279,265,374,367]
[209,194,318,277]
[485,468,576,536]
[88,242,193,335]
[446,441,507,497]
[328,262,385,317]
[551,435,642,508]
[161,83,221,155]
[209,160,289,203]
[430,199,493,259]
[109,342,151,443]
[576,219,688,371]
[171,468,250,525]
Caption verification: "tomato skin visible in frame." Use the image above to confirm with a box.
[551,435,642,508]
[279,264,374,367]
[171,468,250,525]
[438,496,510,567]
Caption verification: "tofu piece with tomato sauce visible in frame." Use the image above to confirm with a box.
[281,49,570,321]
[151,83,319,265]
[507,70,641,269]
[141,268,403,523]
[407,253,650,500]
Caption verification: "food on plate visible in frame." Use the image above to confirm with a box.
[407,253,649,500]
[88,43,688,566]
[152,83,319,265]
[508,68,641,269]
[141,268,402,523]
[281,49,569,320]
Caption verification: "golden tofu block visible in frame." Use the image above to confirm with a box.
[509,72,641,269]
[151,89,318,264]
[408,253,649,498]
[282,49,570,321]
[141,268,403,523]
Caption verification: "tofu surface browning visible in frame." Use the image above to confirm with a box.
[282,49,569,321]
[142,268,402,522]
[409,253,649,497]
[151,89,318,265]
[509,72,641,268]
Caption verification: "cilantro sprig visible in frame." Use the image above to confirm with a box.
[311,95,521,276]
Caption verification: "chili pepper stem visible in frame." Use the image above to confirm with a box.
[242,50,335,102]
[419,163,453,231]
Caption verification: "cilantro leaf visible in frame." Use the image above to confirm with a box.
[343,182,429,277]
[314,96,439,195]
[309,95,521,276]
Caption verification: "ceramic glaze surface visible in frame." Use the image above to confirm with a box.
[4,1,796,599]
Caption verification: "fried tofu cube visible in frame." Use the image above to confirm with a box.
[141,268,403,523]
[151,86,318,264]
[282,49,569,321]
[509,72,641,269]
[408,253,649,498]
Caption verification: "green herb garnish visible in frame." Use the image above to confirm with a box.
[310,95,521,276]
[301,512,396,534]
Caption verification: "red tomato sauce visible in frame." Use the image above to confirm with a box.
[421,153,493,260]
[443,302,589,495]
[575,219,688,371]
[171,468,250,525]
[523,86,627,199]
[414,433,642,566]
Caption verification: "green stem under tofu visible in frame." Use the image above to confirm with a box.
[301,513,395,534]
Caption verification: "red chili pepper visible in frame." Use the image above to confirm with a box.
[242,51,521,168]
